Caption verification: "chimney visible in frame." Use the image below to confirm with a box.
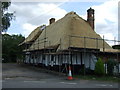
[87,7,95,30]
[49,18,55,24]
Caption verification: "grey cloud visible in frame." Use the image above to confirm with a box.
[27,15,53,25]
[9,2,66,25]
[96,22,117,39]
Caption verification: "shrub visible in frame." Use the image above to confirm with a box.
[85,68,94,75]
[79,65,85,75]
[107,59,117,76]
[94,58,105,76]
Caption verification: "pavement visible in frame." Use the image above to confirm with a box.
[2,63,119,88]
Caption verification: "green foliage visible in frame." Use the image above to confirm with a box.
[2,2,11,10]
[79,65,85,75]
[94,58,105,76]
[1,2,14,32]
[73,75,119,82]
[107,59,117,76]
[112,45,120,49]
[2,34,25,63]
[2,13,14,32]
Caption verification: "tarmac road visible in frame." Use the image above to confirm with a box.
[2,63,119,88]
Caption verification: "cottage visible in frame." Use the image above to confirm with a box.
[20,8,120,74]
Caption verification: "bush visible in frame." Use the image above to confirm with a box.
[107,59,117,76]
[85,68,94,75]
[79,67,94,75]
[79,65,85,75]
[94,58,105,76]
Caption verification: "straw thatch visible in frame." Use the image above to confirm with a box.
[29,12,113,51]
[20,26,43,45]
[100,48,120,53]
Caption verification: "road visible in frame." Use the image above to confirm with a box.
[2,63,119,88]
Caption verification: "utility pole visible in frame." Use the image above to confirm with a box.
[0,2,2,89]
[103,35,105,52]
[0,1,2,62]
[0,1,2,33]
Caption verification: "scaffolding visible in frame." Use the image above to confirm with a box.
[22,34,120,75]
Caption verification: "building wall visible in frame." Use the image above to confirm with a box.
[24,52,97,70]
[24,51,120,75]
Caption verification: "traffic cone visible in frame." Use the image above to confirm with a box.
[67,65,73,80]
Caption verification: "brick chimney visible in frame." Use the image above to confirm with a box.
[49,18,55,24]
[87,7,95,30]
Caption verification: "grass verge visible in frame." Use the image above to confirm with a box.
[73,75,119,82]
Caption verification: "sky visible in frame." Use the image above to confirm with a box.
[6,0,119,45]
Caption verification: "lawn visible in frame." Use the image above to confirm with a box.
[73,75,119,82]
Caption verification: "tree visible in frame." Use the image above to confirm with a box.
[94,58,105,76]
[2,34,25,63]
[1,1,14,32]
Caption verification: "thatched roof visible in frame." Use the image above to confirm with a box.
[29,12,113,51]
[100,48,120,53]
[19,26,43,45]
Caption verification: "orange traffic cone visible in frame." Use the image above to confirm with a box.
[67,65,73,80]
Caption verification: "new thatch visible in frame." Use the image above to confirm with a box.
[29,12,113,51]
[19,26,43,45]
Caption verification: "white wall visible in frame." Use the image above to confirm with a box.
[90,54,97,70]
[76,53,81,65]
[25,52,97,70]
[72,54,77,65]
[119,63,120,73]
[75,53,97,70]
